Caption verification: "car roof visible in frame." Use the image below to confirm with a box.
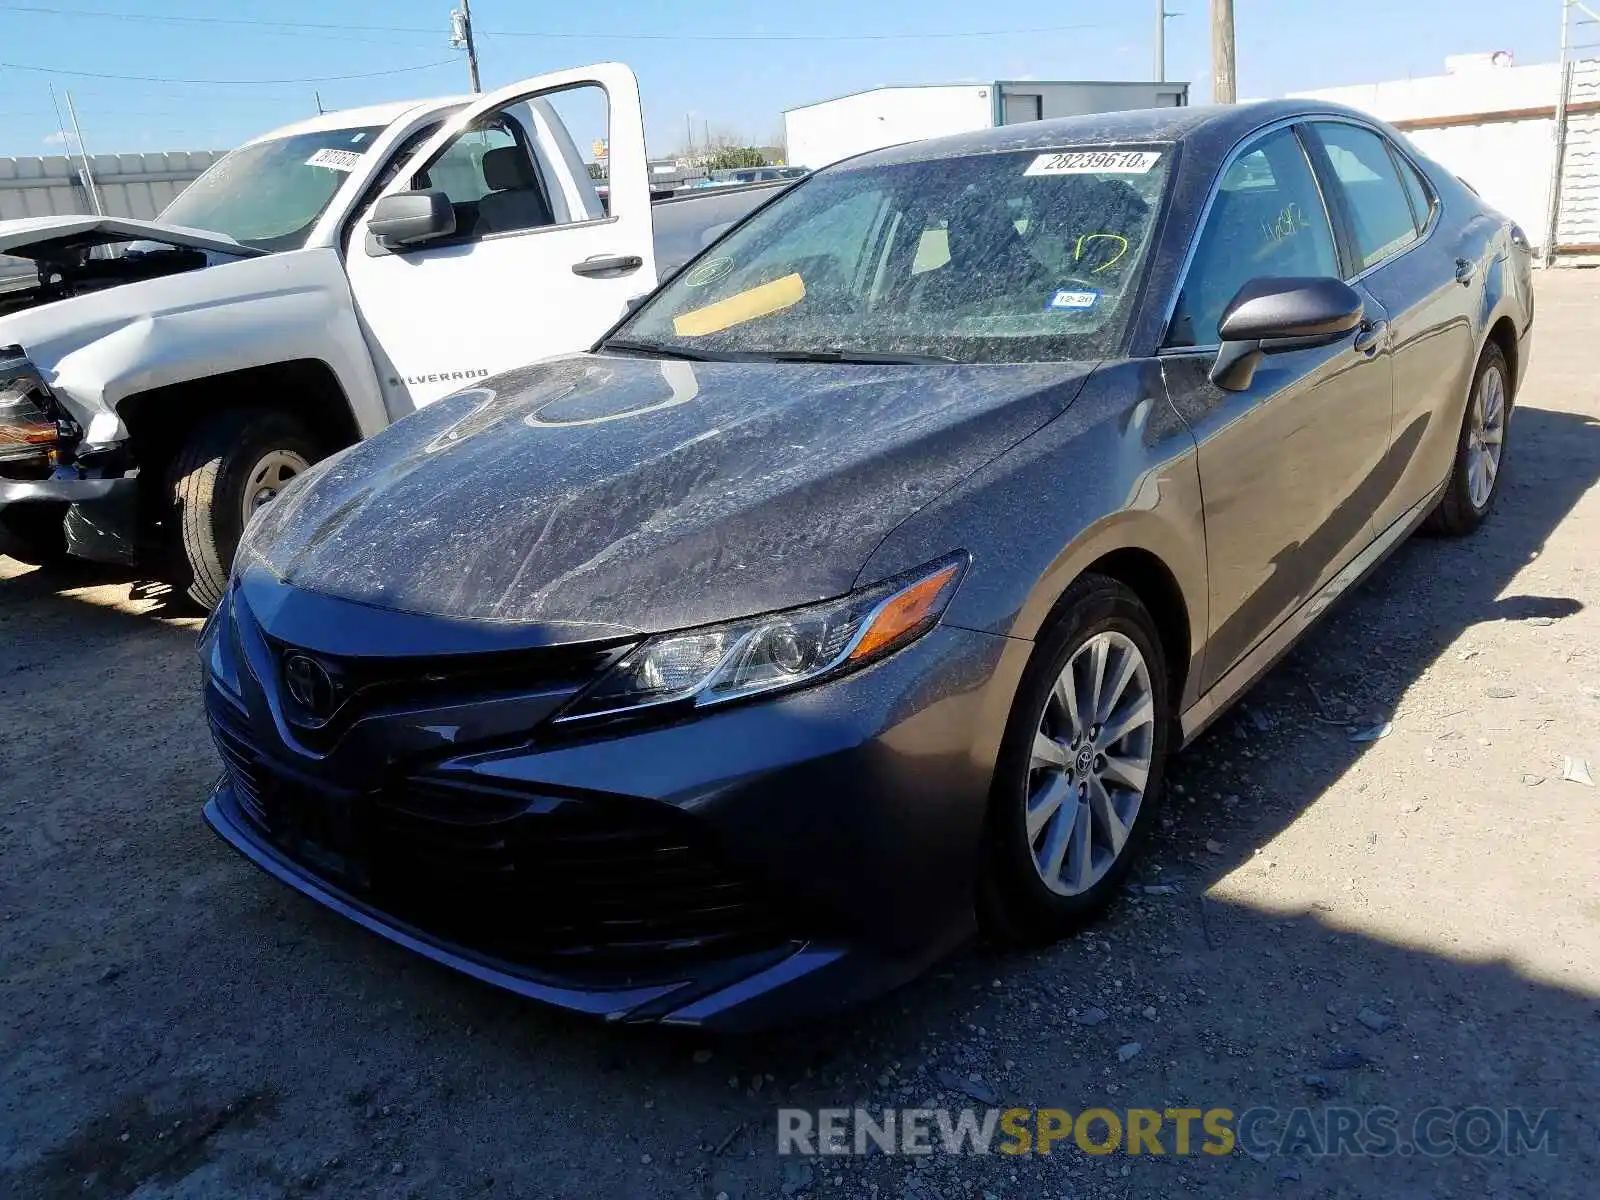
[841,99,1379,169]
[245,96,471,145]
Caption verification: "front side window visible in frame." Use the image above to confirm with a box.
[408,84,609,241]
[615,146,1172,364]
[416,116,553,239]
[1167,126,1339,348]
[160,126,383,252]
[1313,122,1422,271]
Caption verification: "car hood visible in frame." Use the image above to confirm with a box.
[247,352,1095,635]
[0,215,259,261]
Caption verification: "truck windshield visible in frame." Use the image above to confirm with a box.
[614,146,1171,364]
[160,126,384,252]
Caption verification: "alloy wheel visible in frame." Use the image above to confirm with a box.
[1465,363,1506,511]
[1025,630,1156,896]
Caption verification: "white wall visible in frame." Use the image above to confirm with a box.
[1290,63,1560,251]
[1408,119,1554,251]
[1292,63,1558,125]
[784,85,993,170]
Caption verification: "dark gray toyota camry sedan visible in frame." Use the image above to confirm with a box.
[202,100,1533,1029]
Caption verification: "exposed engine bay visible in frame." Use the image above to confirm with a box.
[0,215,260,320]
[0,237,216,318]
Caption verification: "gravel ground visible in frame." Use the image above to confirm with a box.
[2,270,1598,1200]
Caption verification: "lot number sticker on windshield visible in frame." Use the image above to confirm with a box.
[306,148,365,172]
[1025,150,1161,176]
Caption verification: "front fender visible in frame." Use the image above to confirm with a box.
[0,248,386,444]
[856,360,1208,711]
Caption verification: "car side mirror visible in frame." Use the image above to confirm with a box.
[1209,276,1364,391]
[369,190,455,249]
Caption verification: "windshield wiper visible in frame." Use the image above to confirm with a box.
[757,348,961,365]
[599,338,728,362]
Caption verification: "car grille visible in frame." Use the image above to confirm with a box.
[257,633,626,748]
[207,697,785,976]
[210,703,271,828]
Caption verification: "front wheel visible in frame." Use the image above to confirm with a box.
[978,574,1171,944]
[1423,342,1510,536]
[168,409,318,609]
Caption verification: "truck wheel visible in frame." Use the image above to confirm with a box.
[0,503,69,566]
[168,408,318,609]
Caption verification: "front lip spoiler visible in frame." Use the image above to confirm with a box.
[202,779,841,1028]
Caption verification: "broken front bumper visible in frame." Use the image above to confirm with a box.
[0,474,139,564]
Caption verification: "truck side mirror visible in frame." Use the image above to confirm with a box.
[369,191,456,249]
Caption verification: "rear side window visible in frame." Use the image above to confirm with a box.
[1167,126,1339,348]
[1312,122,1421,271]
[1395,150,1435,231]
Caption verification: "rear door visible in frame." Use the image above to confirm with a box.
[1303,119,1477,533]
[1159,123,1394,688]
[343,64,655,413]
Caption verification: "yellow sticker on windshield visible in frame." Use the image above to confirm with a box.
[672,273,806,337]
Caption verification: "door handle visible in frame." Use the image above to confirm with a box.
[572,253,643,279]
[1455,257,1475,286]
[1353,320,1388,355]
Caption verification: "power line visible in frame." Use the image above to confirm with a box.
[0,3,443,34]
[484,23,1105,42]
[0,3,1103,42]
[0,57,460,85]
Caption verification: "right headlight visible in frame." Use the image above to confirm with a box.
[555,552,967,725]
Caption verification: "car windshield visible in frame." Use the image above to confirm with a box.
[614,146,1171,364]
[159,126,384,252]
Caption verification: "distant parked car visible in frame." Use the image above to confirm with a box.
[708,166,809,186]
[203,100,1532,1029]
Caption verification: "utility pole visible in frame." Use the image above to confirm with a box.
[1155,0,1165,83]
[1211,0,1236,103]
[450,0,481,93]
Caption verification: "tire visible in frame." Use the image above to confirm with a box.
[978,574,1172,945]
[168,408,319,609]
[1422,342,1511,537]
[0,503,69,566]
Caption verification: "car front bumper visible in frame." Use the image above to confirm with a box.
[0,474,139,564]
[200,576,1030,1029]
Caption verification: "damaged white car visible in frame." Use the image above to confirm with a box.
[0,63,780,605]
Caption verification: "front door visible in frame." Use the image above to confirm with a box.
[1159,123,1395,688]
[344,64,655,414]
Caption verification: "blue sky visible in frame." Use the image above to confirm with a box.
[0,0,1563,159]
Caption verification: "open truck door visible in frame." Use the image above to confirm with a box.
[344,63,654,411]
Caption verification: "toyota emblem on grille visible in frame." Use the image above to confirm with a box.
[283,654,337,718]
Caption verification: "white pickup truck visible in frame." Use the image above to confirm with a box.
[0,63,780,605]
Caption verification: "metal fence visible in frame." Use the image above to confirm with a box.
[0,149,225,285]
[1548,58,1600,261]
[0,149,224,222]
